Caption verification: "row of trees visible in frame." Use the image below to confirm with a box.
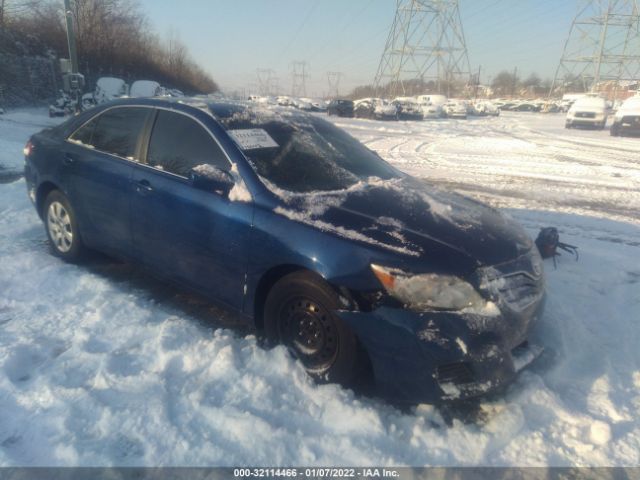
[0,0,218,97]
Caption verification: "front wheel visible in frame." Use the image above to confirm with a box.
[43,190,85,261]
[264,271,361,386]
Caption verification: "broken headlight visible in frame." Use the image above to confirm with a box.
[371,264,498,314]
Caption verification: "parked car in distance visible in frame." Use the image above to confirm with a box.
[474,101,500,116]
[276,96,295,107]
[610,95,640,137]
[299,98,327,112]
[48,91,74,117]
[293,98,314,111]
[24,98,546,404]
[327,99,354,117]
[130,80,164,98]
[354,98,398,120]
[94,77,129,104]
[512,102,540,112]
[566,95,608,129]
[392,97,424,120]
[443,100,468,119]
[416,94,447,119]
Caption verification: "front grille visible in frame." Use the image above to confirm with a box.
[496,272,542,311]
[621,116,640,125]
[436,362,475,385]
[476,252,545,313]
[575,111,596,118]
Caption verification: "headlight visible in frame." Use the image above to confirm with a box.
[371,264,499,315]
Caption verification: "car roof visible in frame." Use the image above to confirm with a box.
[83,97,325,129]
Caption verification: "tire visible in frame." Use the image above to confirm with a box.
[43,190,85,261]
[264,271,361,386]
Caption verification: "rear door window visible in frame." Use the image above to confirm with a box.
[146,110,229,177]
[70,107,150,160]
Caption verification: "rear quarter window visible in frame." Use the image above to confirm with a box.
[69,107,151,160]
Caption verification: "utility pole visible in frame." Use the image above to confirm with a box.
[0,0,6,32]
[474,65,481,99]
[512,66,518,97]
[327,71,343,98]
[62,0,84,111]
[373,0,472,98]
[291,61,308,97]
[63,0,78,74]
[550,0,640,98]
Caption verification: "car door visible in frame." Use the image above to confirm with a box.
[130,108,253,311]
[65,106,152,257]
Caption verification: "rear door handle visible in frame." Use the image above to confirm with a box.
[135,179,153,195]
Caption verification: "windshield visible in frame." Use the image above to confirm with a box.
[214,105,401,193]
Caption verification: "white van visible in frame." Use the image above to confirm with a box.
[130,80,164,98]
[415,94,447,118]
[94,77,129,104]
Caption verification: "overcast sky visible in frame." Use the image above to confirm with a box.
[138,0,577,97]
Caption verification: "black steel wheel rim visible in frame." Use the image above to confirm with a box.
[277,296,338,372]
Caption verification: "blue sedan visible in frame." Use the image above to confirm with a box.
[24,97,545,403]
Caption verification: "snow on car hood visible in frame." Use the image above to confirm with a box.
[272,177,533,269]
[614,97,640,118]
[374,104,397,115]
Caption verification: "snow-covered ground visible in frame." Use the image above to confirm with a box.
[0,109,639,466]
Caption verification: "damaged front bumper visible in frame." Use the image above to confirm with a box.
[339,302,544,403]
[337,253,546,404]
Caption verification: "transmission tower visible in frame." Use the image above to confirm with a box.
[373,0,471,98]
[256,69,276,96]
[551,0,640,96]
[327,71,344,98]
[291,61,308,97]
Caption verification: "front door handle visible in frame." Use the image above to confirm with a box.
[135,179,153,195]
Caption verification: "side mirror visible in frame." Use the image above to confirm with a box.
[189,165,235,196]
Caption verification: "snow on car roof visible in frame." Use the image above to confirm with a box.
[573,96,607,107]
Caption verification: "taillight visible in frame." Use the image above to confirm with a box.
[23,140,34,157]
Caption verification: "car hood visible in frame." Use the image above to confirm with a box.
[277,177,533,270]
[615,107,640,118]
[571,105,605,113]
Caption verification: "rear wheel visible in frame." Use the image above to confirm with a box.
[43,190,85,261]
[264,271,361,386]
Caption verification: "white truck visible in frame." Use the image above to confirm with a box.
[565,95,608,129]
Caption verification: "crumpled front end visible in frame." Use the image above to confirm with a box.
[338,251,546,404]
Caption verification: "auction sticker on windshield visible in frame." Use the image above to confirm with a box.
[228,129,279,150]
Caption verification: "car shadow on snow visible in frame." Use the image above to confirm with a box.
[0,165,23,184]
[82,252,254,336]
